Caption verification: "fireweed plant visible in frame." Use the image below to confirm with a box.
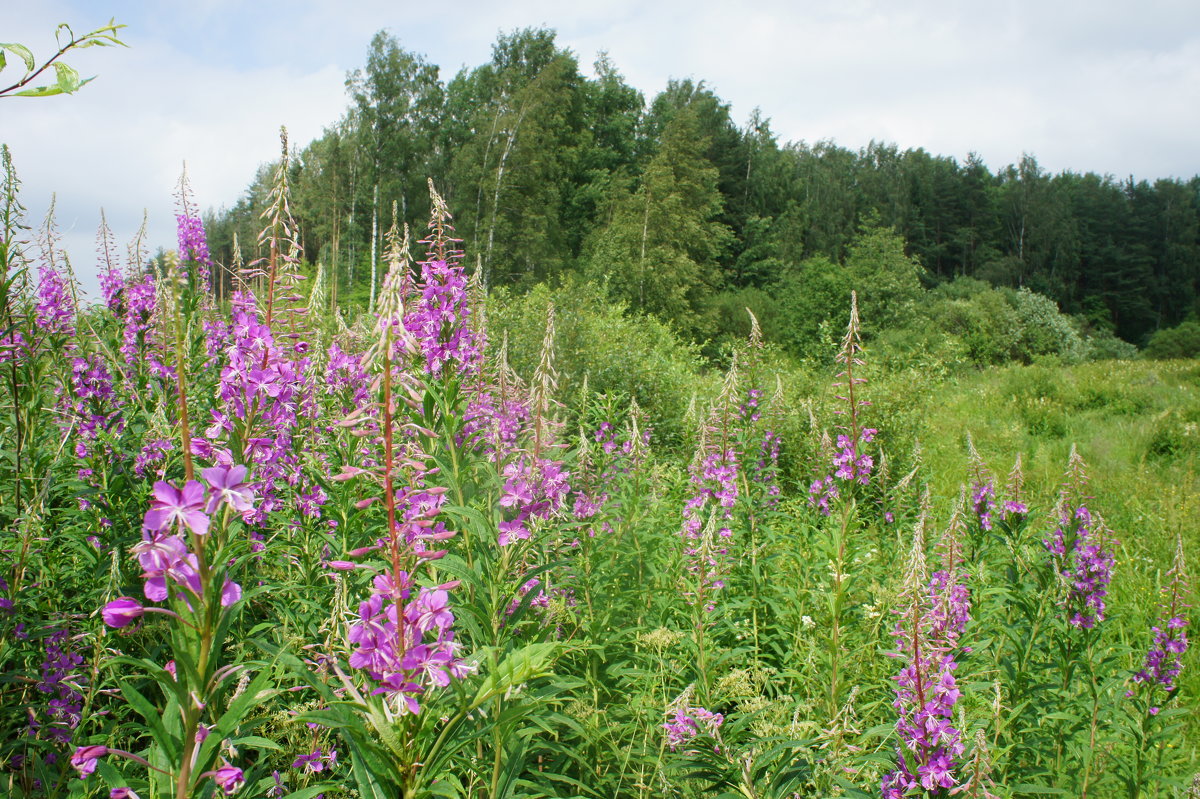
[0,136,1194,799]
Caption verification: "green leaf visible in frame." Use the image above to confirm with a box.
[13,84,64,98]
[213,664,278,739]
[119,680,179,759]
[471,641,562,708]
[0,43,35,71]
[281,785,339,799]
[1011,785,1069,795]
[53,61,81,93]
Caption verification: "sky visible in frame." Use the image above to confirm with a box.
[5,0,1200,294]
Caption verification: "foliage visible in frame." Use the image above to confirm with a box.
[208,28,1200,353]
[0,19,125,98]
[1144,320,1200,359]
[1,115,1198,799]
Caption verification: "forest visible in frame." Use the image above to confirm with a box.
[205,28,1200,358]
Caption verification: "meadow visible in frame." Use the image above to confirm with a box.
[0,145,1195,799]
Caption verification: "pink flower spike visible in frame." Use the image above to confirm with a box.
[102,597,144,628]
[329,561,358,571]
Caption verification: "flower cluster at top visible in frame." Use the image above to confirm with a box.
[1135,615,1189,694]
[751,429,782,510]
[498,457,570,546]
[970,480,997,531]
[32,627,85,746]
[1132,541,1190,709]
[35,264,75,338]
[347,573,468,714]
[663,705,724,751]
[966,445,1028,530]
[569,419,650,540]
[1044,504,1115,629]
[177,214,212,289]
[403,258,481,378]
[808,427,876,516]
[210,297,316,528]
[883,522,969,797]
[102,467,253,627]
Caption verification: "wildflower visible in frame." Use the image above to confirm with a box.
[35,628,85,744]
[35,265,75,337]
[102,597,144,628]
[663,706,724,750]
[663,687,724,751]
[220,580,242,607]
[110,789,141,799]
[202,465,256,514]
[144,480,210,536]
[70,745,108,777]
[291,748,337,773]
[131,532,200,602]
[882,514,965,797]
[211,763,245,795]
[1133,535,1190,698]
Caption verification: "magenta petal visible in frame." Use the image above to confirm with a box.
[182,509,210,536]
[144,576,167,602]
[151,481,179,504]
[143,507,172,532]
[220,580,242,607]
[180,480,207,508]
[102,597,144,628]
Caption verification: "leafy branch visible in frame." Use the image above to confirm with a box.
[0,19,126,99]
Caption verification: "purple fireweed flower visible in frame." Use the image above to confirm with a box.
[0,330,27,364]
[970,481,997,531]
[291,748,336,773]
[102,597,144,628]
[347,571,468,713]
[201,465,256,514]
[663,705,724,751]
[145,480,211,536]
[403,259,481,378]
[34,628,85,745]
[110,788,141,799]
[1044,504,1115,629]
[131,532,201,602]
[177,214,212,289]
[70,745,107,777]
[35,265,75,337]
[1133,538,1190,700]
[211,763,245,795]
[99,267,124,313]
[134,438,174,479]
[883,521,966,797]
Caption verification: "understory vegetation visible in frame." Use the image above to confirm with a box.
[0,135,1195,799]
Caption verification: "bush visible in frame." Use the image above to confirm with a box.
[488,278,710,446]
[1144,320,1200,359]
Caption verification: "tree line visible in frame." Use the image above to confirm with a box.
[205,27,1200,348]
